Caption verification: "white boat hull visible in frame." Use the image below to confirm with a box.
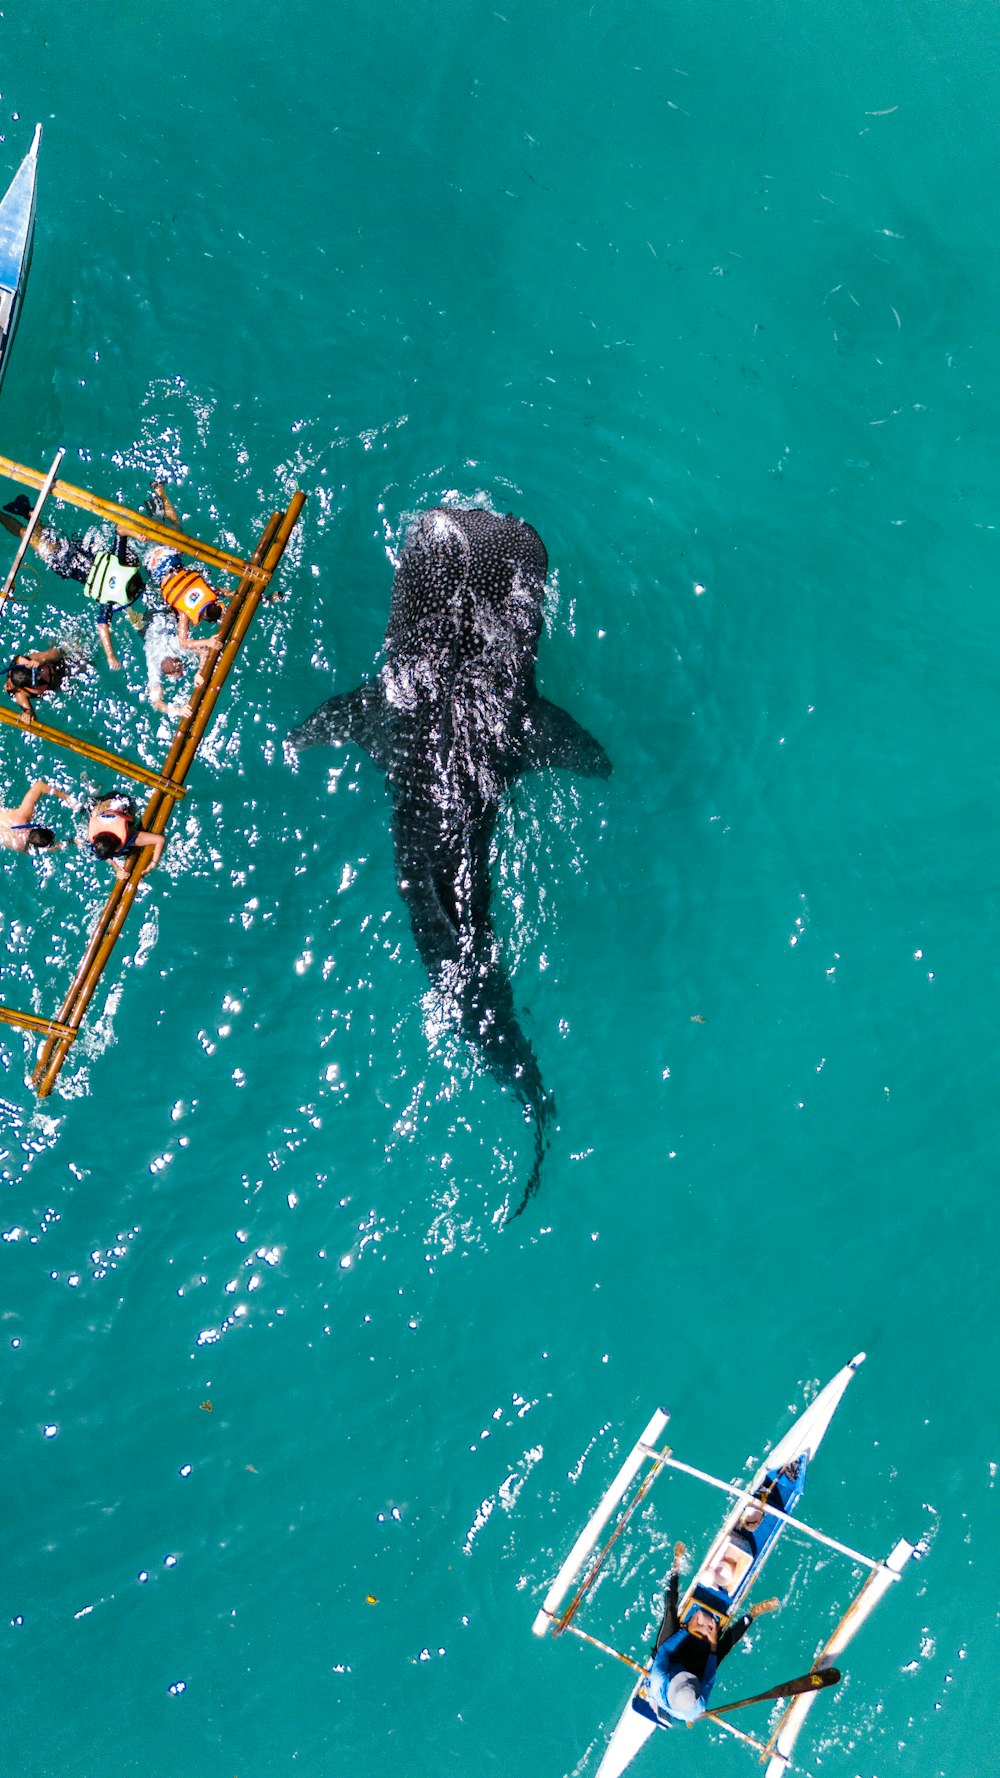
[0,124,41,391]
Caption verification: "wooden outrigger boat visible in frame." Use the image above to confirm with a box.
[0,125,41,392]
[533,1355,923,1777]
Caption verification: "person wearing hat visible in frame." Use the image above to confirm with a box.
[642,1543,755,1726]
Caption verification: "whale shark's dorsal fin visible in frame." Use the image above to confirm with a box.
[521,697,612,779]
[288,681,392,769]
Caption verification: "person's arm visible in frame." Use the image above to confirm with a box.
[97,622,122,671]
[133,830,165,869]
[147,659,168,713]
[33,647,64,665]
[654,1544,686,1650]
[11,686,34,721]
[151,483,181,527]
[13,780,65,822]
[717,1614,753,1662]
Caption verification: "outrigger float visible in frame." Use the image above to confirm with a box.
[533,1354,924,1777]
[0,450,304,1094]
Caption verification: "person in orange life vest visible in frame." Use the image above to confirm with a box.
[140,484,229,671]
[0,778,74,853]
[5,647,69,722]
[86,792,164,879]
[0,496,144,671]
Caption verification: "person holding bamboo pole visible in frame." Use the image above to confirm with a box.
[86,792,164,879]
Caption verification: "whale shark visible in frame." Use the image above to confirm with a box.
[288,505,611,1215]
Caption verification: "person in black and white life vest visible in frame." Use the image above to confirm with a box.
[0,494,145,671]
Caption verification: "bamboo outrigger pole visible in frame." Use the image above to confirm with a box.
[0,704,188,795]
[0,1005,79,1041]
[0,452,256,582]
[30,491,305,1095]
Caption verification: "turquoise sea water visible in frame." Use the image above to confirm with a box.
[1,3,997,1773]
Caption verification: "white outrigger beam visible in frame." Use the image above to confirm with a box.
[532,1409,670,1638]
[763,1536,921,1775]
[657,1455,892,1576]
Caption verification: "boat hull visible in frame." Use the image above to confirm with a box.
[0,125,41,392]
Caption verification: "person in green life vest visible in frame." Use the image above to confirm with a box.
[0,495,146,670]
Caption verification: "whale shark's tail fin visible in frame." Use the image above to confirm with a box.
[508,1078,554,1222]
[452,945,554,1224]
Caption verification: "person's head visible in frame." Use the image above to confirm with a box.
[201,601,224,626]
[25,826,56,851]
[687,1609,718,1646]
[7,662,32,689]
[666,1674,703,1723]
[161,655,185,680]
[91,832,123,860]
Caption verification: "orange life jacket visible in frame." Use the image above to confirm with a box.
[161,568,217,623]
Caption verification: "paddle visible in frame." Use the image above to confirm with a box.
[747,1596,780,1620]
[709,1665,841,1716]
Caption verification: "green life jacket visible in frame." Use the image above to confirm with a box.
[83,550,143,608]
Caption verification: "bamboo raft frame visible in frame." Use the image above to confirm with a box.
[0,453,305,1094]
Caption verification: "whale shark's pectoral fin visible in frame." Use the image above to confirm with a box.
[521,697,612,779]
[288,682,392,770]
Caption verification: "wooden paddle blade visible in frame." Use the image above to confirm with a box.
[748,1595,780,1619]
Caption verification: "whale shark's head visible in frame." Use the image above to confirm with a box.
[396,506,547,620]
[383,507,549,695]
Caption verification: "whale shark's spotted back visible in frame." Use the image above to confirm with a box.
[289,504,610,1219]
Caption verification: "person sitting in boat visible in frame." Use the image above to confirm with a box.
[641,1543,757,1727]
[140,483,229,671]
[0,495,145,671]
[86,791,164,879]
[5,645,68,722]
[0,777,73,852]
[730,1458,805,1557]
